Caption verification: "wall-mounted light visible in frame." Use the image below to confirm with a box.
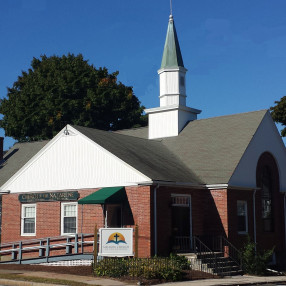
[64,126,69,136]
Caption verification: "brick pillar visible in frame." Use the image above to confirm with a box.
[210,189,229,237]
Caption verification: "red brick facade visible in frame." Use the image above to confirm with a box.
[1,167,285,264]
[1,186,152,258]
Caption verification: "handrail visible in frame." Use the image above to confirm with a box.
[196,235,243,271]
[0,233,94,248]
[0,233,95,262]
[192,236,222,275]
[220,236,242,269]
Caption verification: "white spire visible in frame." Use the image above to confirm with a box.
[145,12,201,139]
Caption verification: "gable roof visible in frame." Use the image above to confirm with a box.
[0,110,269,189]
[0,140,49,188]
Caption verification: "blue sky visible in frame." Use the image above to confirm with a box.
[1,0,286,150]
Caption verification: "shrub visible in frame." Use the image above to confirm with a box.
[169,253,190,270]
[94,258,128,277]
[241,237,274,275]
[93,254,189,281]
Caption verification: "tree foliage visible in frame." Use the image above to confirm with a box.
[0,54,147,141]
[270,96,286,137]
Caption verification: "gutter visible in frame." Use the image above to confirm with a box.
[140,181,260,191]
[139,180,203,189]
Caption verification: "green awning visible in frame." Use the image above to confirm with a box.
[78,187,126,204]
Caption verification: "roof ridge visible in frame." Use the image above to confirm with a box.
[195,109,268,123]
[114,126,148,132]
[72,125,159,143]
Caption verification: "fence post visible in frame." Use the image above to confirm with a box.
[39,240,45,257]
[12,243,17,260]
[46,238,50,263]
[93,225,98,266]
[75,234,78,254]
[135,225,138,258]
[18,241,22,263]
[81,233,84,253]
[66,237,71,254]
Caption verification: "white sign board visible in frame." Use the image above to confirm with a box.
[98,228,133,257]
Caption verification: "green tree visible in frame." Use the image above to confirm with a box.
[270,96,286,136]
[0,54,147,141]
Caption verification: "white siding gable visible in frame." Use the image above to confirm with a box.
[229,112,286,191]
[2,126,151,193]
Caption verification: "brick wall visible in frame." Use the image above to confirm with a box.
[227,189,254,247]
[210,189,228,236]
[125,186,152,257]
[1,186,152,258]
[155,186,221,255]
[2,183,284,260]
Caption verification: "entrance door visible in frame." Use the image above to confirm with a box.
[104,204,122,227]
[171,195,192,252]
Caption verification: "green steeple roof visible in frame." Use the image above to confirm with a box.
[161,15,184,69]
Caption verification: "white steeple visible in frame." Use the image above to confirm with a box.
[145,14,201,140]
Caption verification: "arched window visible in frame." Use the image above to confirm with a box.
[261,166,273,231]
[256,152,279,233]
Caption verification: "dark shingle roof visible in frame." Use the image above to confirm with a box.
[72,125,202,184]
[116,110,268,184]
[162,110,267,184]
[115,126,148,139]
[0,141,49,187]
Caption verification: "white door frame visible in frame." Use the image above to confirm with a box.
[171,194,192,250]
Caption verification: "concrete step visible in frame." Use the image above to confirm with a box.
[179,252,243,277]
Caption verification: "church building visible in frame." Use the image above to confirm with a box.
[1,13,286,266]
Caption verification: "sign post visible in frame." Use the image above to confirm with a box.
[93,224,98,265]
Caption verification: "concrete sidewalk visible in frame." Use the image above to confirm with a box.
[159,275,286,286]
[0,269,286,286]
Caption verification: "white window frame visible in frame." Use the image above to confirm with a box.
[237,200,248,234]
[61,202,78,235]
[21,204,36,236]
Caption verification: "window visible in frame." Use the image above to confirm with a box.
[21,204,36,236]
[237,201,248,234]
[61,203,77,235]
[256,152,279,233]
[261,166,274,232]
[180,76,185,87]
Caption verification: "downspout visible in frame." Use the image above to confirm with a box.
[154,184,159,256]
[253,189,257,251]
[81,205,83,233]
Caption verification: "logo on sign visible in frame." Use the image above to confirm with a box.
[106,232,127,245]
